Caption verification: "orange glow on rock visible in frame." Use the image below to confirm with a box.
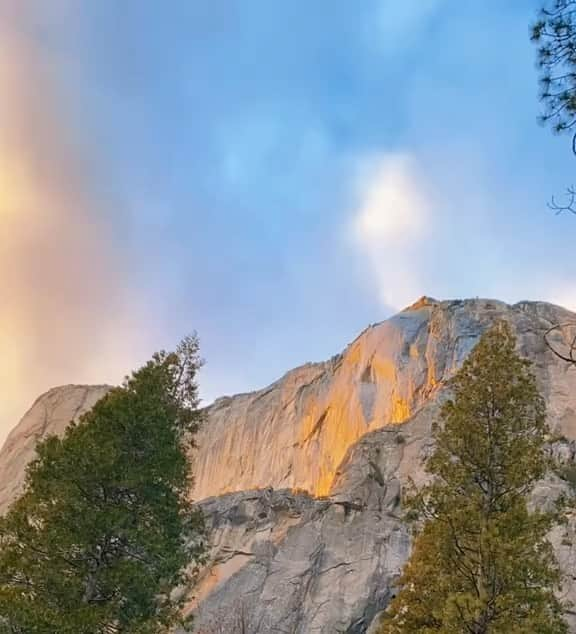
[192,311,442,502]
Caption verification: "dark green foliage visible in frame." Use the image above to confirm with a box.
[531,1,576,212]
[380,322,567,633]
[0,336,206,633]
[533,2,576,136]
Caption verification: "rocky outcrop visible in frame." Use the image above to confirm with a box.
[0,384,111,514]
[190,409,432,634]
[188,298,576,632]
[192,297,576,500]
[3,298,576,632]
[190,406,576,633]
[191,485,408,634]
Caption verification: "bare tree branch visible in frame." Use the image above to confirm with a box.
[544,322,576,363]
[547,185,576,214]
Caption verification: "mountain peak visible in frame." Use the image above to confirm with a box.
[402,295,439,311]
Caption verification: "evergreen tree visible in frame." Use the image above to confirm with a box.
[380,322,567,634]
[0,336,206,633]
[533,1,576,142]
[531,1,576,214]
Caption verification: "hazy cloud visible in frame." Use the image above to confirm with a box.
[350,153,430,310]
[0,3,147,444]
[541,286,576,313]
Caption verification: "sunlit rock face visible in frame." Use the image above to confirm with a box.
[4,298,576,509]
[0,384,111,514]
[4,298,576,632]
[190,406,576,633]
[192,297,576,500]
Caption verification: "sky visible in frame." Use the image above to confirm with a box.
[1,0,575,444]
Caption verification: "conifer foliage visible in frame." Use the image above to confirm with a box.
[0,336,206,633]
[533,1,576,140]
[380,322,567,634]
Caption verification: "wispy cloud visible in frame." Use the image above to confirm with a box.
[350,153,430,310]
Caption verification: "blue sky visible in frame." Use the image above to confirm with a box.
[1,0,575,438]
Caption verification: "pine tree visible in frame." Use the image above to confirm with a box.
[531,1,576,214]
[0,336,206,633]
[532,1,576,140]
[380,322,567,634]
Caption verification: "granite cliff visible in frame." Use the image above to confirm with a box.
[3,297,576,632]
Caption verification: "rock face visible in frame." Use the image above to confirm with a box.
[191,417,420,634]
[0,384,111,514]
[3,298,576,632]
[192,297,576,500]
